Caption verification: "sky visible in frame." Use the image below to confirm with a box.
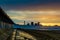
[0,0,60,26]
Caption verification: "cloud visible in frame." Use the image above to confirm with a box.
[1,0,60,25]
[6,10,60,24]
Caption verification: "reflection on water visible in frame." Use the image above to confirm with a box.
[16,30,36,40]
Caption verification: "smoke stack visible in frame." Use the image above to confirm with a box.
[24,21,25,25]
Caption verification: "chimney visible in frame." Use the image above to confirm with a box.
[24,21,25,25]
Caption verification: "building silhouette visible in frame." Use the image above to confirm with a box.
[31,22,34,26]
[27,23,30,25]
[26,22,42,26]
[37,22,40,26]
[35,23,38,26]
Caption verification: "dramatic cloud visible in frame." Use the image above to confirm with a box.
[6,10,60,25]
[0,0,60,26]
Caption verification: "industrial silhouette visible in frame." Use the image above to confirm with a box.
[26,21,42,26]
[0,7,60,40]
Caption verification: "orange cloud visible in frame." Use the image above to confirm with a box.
[7,10,60,26]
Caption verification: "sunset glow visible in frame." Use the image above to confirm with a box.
[1,0,60,26]
[6,10,60,26]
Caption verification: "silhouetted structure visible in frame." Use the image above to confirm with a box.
[54,25,58,26]
[24,21,25,25]
[26,22,42,26]
[27,23,30,25]
[35,23,38,26]
[31,22,34,26]
[37,22,40,26]
[35,22,40,26]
